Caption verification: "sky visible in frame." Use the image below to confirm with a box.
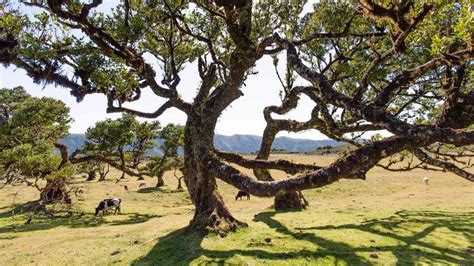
[0,0,329,140]
[0,57,329,139]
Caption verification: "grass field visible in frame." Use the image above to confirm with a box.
[0,154,473,265]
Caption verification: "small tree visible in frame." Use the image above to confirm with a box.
[129,120,161,178]
[78,160,109,181]
[0,87,74,204]
[146,124,184,187]
[84,114,136,179]
[173,159,185,191]
[84,114,160,180]
[77,160,96,181]
[97,162,110,181]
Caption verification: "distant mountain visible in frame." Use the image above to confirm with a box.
[61,133,342,155]
[60,134,87,154]
[213,134,340,153]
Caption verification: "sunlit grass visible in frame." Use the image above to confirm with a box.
[0,155,473,265]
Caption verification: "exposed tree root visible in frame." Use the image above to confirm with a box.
[188,192,247,237]
[40,179,72,204]
[274,191,308,211]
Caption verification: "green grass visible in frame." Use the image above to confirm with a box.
[0,154,473,265]
[133,209,474,265]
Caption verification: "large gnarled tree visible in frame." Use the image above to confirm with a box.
[1,0,473,235]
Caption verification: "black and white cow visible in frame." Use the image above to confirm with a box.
[235,191,250,201]
[95,198,121,216]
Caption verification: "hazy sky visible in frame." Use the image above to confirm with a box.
[0,0,329,140]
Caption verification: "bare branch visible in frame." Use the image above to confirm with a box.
[413,149,474,182]
[106,95,174,119]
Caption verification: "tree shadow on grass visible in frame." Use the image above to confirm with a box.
[137,187,162,193]
[134,210,474,265]
[0,206,160,234]
[133,228,208,265]
[0,236,18,240]
[133,228,354,265]
[137,187,185,194]
[292,210,474,265]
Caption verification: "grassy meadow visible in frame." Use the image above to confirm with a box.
[0,154,473,265]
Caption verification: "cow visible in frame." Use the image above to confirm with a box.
[95,198,121,216]
[235,190,250,201]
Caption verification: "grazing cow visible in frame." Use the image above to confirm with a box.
[124,185,129,191]
[95,198,121,216]
[235,190,250,201]
[423,177,429,185]
[139,183,147,188]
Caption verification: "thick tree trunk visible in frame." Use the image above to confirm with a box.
[86,170,96,181]
[177,177,183,190]
[155,172,165,187]
[183,118,246,236]
[274,191,304,210]
[40,179,71,204]
[254,127,308,211]
[258,167,305,211]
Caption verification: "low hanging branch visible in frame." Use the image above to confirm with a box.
[207,128,473,197]
[214,149,322,175]
[69,153,148,179]
[206,135,414,197]
[106,95,174,118]
[413,149,474,182]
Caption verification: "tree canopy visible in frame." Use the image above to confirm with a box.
[0,86,74,203]
[1,0,472,234]
[146,124,184,187]
[84,113,161,179]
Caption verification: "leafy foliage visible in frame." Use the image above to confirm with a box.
[84,113,161,173]
[0,87,73,191]
[146,124,184,184]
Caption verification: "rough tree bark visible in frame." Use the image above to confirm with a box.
[183,117,246,236]
[40,179,71,204]
[254,127,306,210]
[155,171,165,187]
